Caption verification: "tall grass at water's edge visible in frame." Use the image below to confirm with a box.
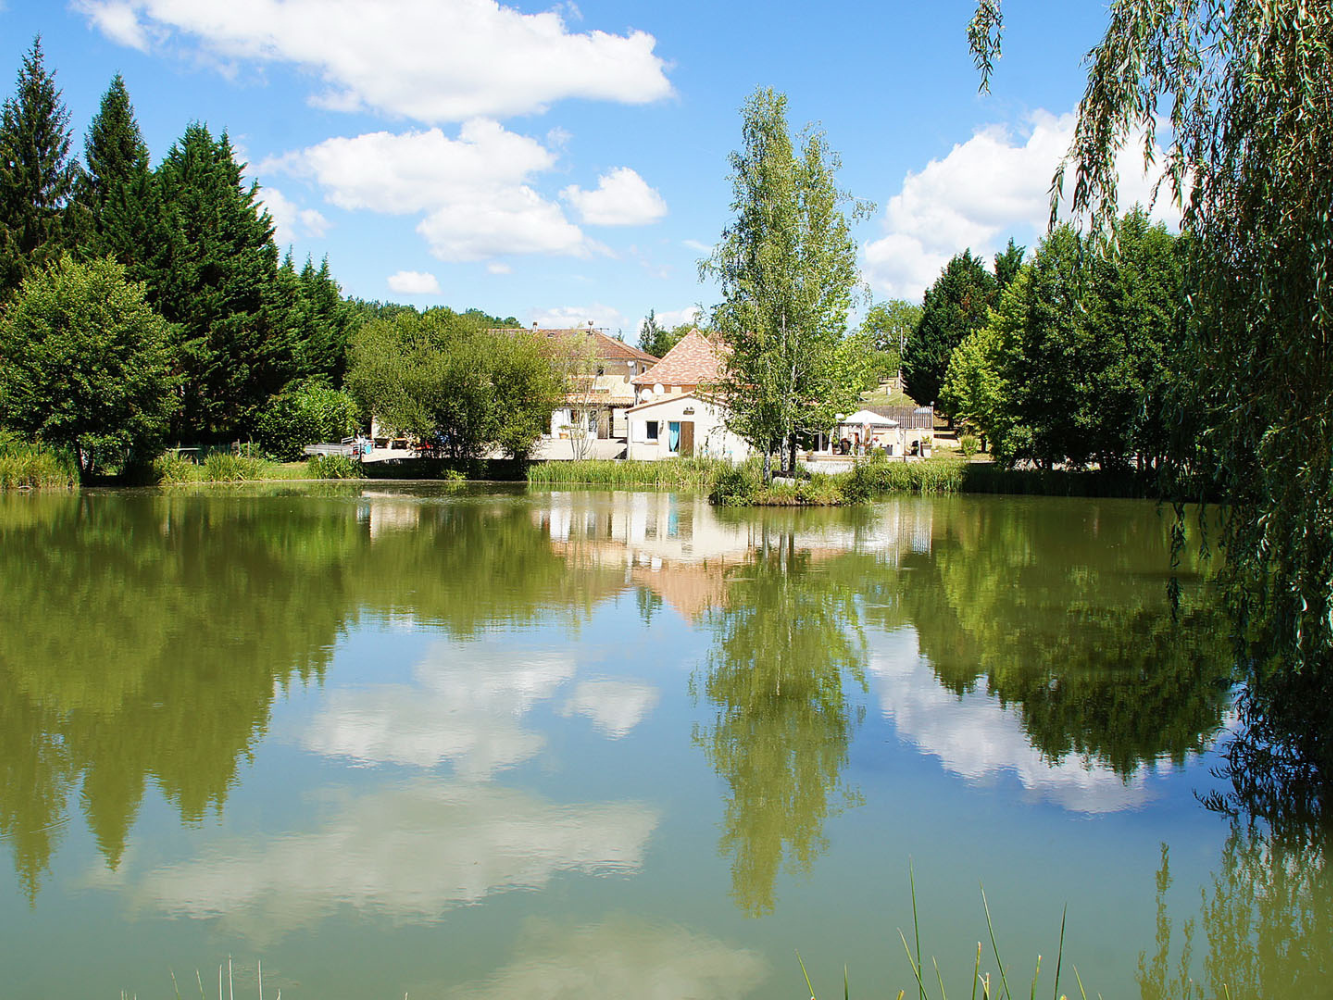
[526,455,724,490]
[799,870,1086,1000]
[151,452,311,485]
[0,438,79,489]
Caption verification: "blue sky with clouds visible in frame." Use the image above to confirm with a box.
[1,1,1169,336]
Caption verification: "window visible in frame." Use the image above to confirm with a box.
[646,420,659,441]
[668,421,681,452]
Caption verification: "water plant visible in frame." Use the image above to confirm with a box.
[0,436,78,489]
[306,453,365,479]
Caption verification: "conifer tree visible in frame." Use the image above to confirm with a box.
[148,123,291,438]
[80,74,156,276]
[0,37,83,297]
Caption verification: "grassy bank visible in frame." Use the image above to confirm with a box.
[527,456,725,490]
[712,454,970,506]
[0,438,79,489]
[152,451,313,484]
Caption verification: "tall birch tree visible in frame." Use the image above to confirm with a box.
[702,88,872,480]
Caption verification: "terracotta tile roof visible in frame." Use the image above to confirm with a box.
[492,327,660,365]
[631,329,724,386]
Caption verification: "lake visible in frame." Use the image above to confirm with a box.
[0,485,1326,998]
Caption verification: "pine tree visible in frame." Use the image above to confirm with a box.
[902,249,997,410]
[0,37,83,297]
[81,74,157,276]
[148,123,290,439]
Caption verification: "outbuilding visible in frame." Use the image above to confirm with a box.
[625,393,752,461]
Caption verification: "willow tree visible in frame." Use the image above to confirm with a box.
[702,88,873,480]
[970,1,1333,772]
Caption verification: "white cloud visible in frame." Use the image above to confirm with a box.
[863,110,1180,300]
[682,239,712,254]
[76,0,672,123]
[259,185,330,244]
[74,0,152,50]
[441,916,767,1000]
[530,303,629,333]
[133,781,659,940]
[562,167,667,226]
[263,120,591,262]
[487,262,513,275]
[387,270,441,295]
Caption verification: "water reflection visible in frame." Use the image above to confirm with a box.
[1141,801,1333,998]
[440,915,767,1000]
[693,537,867,916]
[132,780,659,941]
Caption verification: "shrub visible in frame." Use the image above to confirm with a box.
[709,462,762,506]
[256,378,359,461]
[959,434,979,457]
[151,451,200,484]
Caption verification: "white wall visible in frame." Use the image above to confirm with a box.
[625,396,752,461]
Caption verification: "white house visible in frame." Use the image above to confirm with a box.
[625,392,753,461]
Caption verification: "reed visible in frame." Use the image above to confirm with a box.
[801,871,1085,1000]
[305,454,365,479]
[0,437,78,489]
[527,456,724,490]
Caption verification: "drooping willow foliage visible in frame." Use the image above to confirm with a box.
[971,1,1333,774]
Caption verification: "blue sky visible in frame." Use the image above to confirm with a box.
[0,1,1166,337]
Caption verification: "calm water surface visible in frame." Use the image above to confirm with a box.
[0,485,1326,998]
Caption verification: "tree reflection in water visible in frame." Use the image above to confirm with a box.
[693,532,866,916]
[1141,766,1333,1000]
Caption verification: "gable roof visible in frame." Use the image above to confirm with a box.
[631,329,724,386]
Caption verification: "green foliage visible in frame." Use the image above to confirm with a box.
[708,461,763,506]
[636,308,690,358]
[903,249,997,409]
[941,212,1185,473]
[305,454,364,480]
[974,0,1333,773]
[958,434,978,457]
[0,37,83,297]
[146,123,294,438]
[0,255,176,475]
[860,298,921,384]
[703,87,874,479]
[347,309,565,461]
[255,377,359,461]
[150,451,198,484]
[0,435,78,489]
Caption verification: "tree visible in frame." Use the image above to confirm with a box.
[702,88,873,480]
[0,37,83,297]
[972,0,1333,773]
[0,255,176,475]
[860,298,922,385]
[80,74,156,276]
[147,123,292,439]
[902,249,996,410]
[345,310,565,461]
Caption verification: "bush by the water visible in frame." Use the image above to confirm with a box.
[0,436,79,489]
[306,454,365,479]
[256,378,360,461]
